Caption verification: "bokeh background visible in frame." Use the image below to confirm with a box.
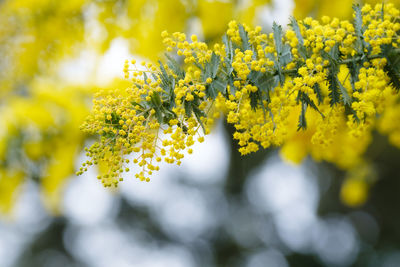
[1,0,400,266]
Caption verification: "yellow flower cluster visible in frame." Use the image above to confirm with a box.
[79,60,212,186]
[81,3,400,186]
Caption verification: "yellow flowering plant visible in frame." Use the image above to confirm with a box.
[80,3,400,194]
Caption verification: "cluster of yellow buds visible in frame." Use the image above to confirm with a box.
[80,3,400,187]
[78,57,213,187]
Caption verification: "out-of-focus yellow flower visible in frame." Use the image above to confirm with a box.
[0,0,86,97]
[0,171,24,214]
[0,78,121,215]
[198,0,234,39]
[340,178,368,207]
[42,143,78,213]
[294,0,400,19]
[237,0,271,26]
[340,163,376,207]
[294,0,354,19]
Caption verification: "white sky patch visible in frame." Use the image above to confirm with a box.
[13,181,51,234]
[95,38,132,85]
[64,223,195,267]
[63,166,119,226]
[0,182,51,267]
[0,224,27,267]
[246,155,320,252]
[58,49,98,85]
[258,0,295,29]
[246,156,319,214]
[312,217,359,266]
[155,187,216,243]
[58,37,148,86]
[178,120,229,184]
[246,249,289,267]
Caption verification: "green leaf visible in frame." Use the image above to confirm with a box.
[249,91,259,110]
[206,84,217,98]
[192,54,204,71]
[105,111,121,127]
[273,22,292,70]
[273,22,283,55]
[385,61,400,91]
[248,71,276,103]
[192,103,205,117]
[329,43,340,60]
[223,34,234,64]
[257,74,277,91]
[299,91,324,118]
[353,4,368,56]
[272,22,286,85]
[248,70,262,83]
[249,71,279,103]
[184,100,193,118]
[168,78,176,107]
[339,80,352,105]
[346,60,361,92]
[383,45,400,91]
[154,107,163,123]
[322,44,347,106]
[161,105,176,117]
[258,91,267,122]
[222,35,230,54]
[289,17,308,60]
[238,24,250,51]
[150,92,162,108]
[353,4,363,39]
[158,60,173,91]
[280,44,293,66]
[298,101,307,130]
[345,104,360,123]
[202,62,212,82]
[149,92,163,123]
[328,69,340,106]
[131,101,145,110]
[313,83,323,104]
[289,17,304,45]
[165,53,185,79]
[201,52,221,85]
[324,56,340,106]
[192,105,206,133]
[143,72,149,85]
[212,78,227,94]
[210,52,220,78]
[159,60,168,78]
[227,76,237,96]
